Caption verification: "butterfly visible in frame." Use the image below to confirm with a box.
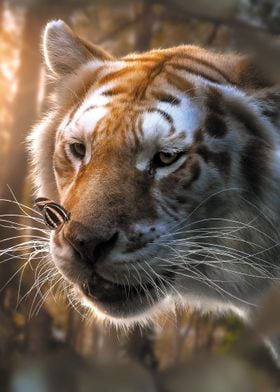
[35,197,71,230]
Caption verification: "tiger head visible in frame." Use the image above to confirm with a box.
[29,20,280,324]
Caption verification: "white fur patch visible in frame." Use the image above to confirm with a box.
[76,106,108,134]
[72,83,118,134]
[61,59,127,137]
[156,96,201,141]
[81,294,174,328]
[136,95,202,175]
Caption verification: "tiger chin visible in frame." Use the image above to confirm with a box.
[29,20,280,356]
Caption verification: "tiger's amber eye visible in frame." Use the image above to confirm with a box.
[152,152,182,169]
[70,142,86,159]
[158,152,178,165]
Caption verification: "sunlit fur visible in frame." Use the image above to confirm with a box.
[27,21,280,357]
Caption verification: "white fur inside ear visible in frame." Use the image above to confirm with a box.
[43,19,114,78]
[43,19,107,77]
[43,20,68,75]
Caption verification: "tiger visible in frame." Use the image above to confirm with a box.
[29,20,280,359]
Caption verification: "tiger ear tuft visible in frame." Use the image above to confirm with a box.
[43,20,113,77]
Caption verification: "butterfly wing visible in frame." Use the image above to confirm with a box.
[35,198,71,230]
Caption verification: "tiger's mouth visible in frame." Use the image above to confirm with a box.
[80,270,174,318]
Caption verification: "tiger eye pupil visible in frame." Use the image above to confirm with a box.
[71,143,86,159]
[159,152,175,164]
[151,151,181,170]
[149,151,184,174]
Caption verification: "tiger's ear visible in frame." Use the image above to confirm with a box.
[43,20,114,77]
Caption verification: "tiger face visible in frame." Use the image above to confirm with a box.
[30,20,280,323]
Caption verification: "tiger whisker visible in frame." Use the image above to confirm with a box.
[0,195,42,217]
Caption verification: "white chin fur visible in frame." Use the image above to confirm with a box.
[81,295,175,328]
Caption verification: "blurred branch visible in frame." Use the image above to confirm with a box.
[0,4,49,315]
[25,309,53,355]
[0,30,20,47]
[125,325,159,373]
[92,0,154,49]
[204,23,220,46]
[155,0,280,34]
[0,0,4,30]
[95,11,145,45]
[134,0,154,51]
[238,0,280,34]
[173,311,194,365]
[232,25,280,82]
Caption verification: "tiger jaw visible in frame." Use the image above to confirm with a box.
[50,232,176,318]
[80,269,174,318]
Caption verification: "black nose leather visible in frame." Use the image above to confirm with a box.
[67,231,119,264]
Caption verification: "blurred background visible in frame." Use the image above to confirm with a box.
[0,0,280,390]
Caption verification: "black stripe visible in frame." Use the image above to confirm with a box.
[149,108,174,125]
[170,58,231,84]
[35,198,71,228]
[47,203,70,221]
[152,91,181,105]
[35,197,51,212]
[44,206,64,226]
[43,211,60,230]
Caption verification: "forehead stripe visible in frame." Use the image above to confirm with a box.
[151,91,181,105]
[102,86,128,96]
[170,63,225,85]
[82,104,99,115]
[165,71,196,95]
[65,106,78,127]
[150,108,174,125]
[98,66,135,85]
[169,54,232,84]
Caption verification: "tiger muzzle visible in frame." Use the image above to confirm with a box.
[64,222,119,265]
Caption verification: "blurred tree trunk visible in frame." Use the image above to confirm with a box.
[25,309,53,354]
[125,325,159,372]
[157,0,280,34]
[0,0,4,30]
[135,0,154,51]
[1,5,45,203]
[0,5,49,292]
[0,2,79,358]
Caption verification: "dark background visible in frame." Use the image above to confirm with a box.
[0,0,280,390]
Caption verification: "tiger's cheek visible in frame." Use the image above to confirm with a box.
[53,149,76,195]
[157,156,202,207]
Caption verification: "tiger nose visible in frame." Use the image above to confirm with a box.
[66,231,119,264]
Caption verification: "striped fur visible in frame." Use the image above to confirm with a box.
[35,197,71,230]
[29,20,280,357]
